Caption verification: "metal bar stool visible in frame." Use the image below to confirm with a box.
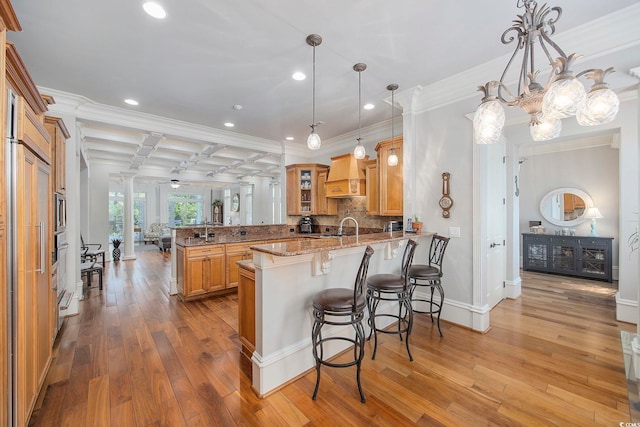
[366,239,418,361]
[408,234,450,337]
[311,246,374,403]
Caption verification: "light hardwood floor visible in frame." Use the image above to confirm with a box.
[29,250,635,426]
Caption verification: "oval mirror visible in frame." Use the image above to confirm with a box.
[539,188,593,227]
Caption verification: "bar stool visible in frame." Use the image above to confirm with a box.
[311,246,374,403]
[366,239,418,361]
[408,234,450,337]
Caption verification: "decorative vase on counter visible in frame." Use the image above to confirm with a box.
[112,239,122,262]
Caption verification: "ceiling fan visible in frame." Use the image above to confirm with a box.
[159,178,190,189]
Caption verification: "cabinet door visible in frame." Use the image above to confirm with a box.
[365,160,378,215]
[315,169,336,215]
[186,255,208,297]
[377,137,403,216]
[578,237,611,281]
[523,234,549,271]
[285,167,298,215]
[238,266,256,359]
[207,253,226,292]
[549,239,577,274]
[226,250,247,289]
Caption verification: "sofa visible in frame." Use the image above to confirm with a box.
[143,223,169,244]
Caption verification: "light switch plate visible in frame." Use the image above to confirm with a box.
[449,226,461,238]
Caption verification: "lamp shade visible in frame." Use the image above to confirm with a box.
[584,207,603,219]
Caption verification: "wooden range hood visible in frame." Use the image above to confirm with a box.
[325,153,368,198]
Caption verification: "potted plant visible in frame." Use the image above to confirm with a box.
[413,215,423,234]
[111,238,122,262]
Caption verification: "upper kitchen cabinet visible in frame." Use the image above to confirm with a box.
[314,167,337,215]
[376,137,403,216]
[44,113,70,195]
[364,159,378,215]
[286,163,333,215]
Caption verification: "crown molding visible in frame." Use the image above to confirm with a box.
[39,87,283,155]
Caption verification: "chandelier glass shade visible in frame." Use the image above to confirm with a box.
[473,0,620,144]
[353,63,367,159]
[170,179,180,189]
[306,34,322,150]
[387,83,399,166]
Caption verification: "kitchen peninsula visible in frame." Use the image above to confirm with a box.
[238,231,432,397]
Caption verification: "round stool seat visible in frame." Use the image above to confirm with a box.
[366,274,405,291]
[313,289,366,313]
[408,264,441,279]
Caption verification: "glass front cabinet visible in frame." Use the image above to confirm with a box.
[522,233,613,282]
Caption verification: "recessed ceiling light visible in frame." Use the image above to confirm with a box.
[143,2,167,19]
[292,72,306,81]
[285,136,294,141]
[124,99,139,106]
[233,104,243,110]
[224,122,235,127]
[364,103,375,110]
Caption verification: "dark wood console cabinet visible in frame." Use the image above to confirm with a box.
[522,233,613,282]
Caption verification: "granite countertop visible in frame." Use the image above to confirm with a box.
[175,234,299,247]
[250,231,430,256]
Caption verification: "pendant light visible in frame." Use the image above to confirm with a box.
[353,63,367,159]
[306,34,322,150]
[387,84,399,167]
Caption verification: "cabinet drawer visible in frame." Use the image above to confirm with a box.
[226,241,263,253]
[549,236,576,245]
[578,237,607,247]
[186,245,224,257]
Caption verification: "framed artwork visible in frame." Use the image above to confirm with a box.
[231,193,240,212]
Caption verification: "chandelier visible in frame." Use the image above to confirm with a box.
[473,0,620,144]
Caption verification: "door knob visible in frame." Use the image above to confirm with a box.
[490,242,502,248]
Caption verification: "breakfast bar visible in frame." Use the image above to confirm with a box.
[239,231,432,397]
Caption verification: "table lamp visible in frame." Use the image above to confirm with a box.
[584,207,603,237]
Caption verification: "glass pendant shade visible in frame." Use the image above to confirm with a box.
[473,99,505,144]
[388,148,399,166]
[577,88,619,126]
[307,131,321,150]
[530,115,561,141]
[542,76,586,119]
[354,143,366,159]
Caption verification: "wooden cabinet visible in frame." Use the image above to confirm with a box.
[522,233,613,282]
[177,244,226,300]
[238,262,256,360]
[226,241,262,289]
[44,115,69,194]
[315,168,337,215]
[285,163,333,215]
[6,41,54,426]
[364,159,378,215]
[375,137,403,216]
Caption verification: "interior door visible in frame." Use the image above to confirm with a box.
[486,141,506,309]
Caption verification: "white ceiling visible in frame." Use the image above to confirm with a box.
[6,0,640,187]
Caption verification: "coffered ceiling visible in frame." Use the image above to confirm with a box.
[6,0,640,187]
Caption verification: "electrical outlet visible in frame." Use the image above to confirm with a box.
[449,226,461,238]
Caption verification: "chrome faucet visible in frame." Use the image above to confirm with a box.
[338,216,359,240]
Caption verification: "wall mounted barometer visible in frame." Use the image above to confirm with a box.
[439,172,453,218]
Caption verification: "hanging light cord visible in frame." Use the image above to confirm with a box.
[390,87,395,150]
[311,43,316,129]
[357,69,362,143]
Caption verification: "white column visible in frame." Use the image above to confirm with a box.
[123,175,136,260]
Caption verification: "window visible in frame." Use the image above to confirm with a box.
[168,193,204,226]
[108,191,124,237]
[109,191,147,238]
